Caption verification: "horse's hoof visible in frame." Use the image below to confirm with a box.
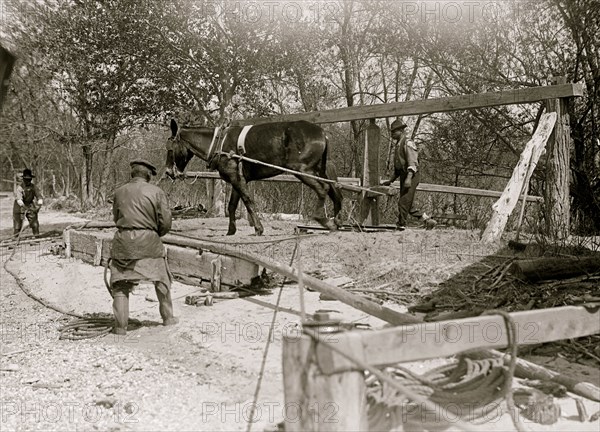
[315,217,337,231]
[226,227,236,236]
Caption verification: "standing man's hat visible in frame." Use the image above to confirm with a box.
[22,168,34,179]
[130,159,157,176]
[390,119,408,131]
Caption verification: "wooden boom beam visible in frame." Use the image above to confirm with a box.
[181,171,543,202]
[233,83,584,125]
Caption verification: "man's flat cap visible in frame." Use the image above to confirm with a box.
[130,159,157,176]
[390,119,408,131]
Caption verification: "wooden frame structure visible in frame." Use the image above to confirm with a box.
[225,81,583,234]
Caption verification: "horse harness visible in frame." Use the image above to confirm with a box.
[206,124,252,176]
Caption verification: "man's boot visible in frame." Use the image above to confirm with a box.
[112,292,129,335]
[155,282,178,326]
[422,213,437,230]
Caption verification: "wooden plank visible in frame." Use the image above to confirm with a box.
[415,183,543,202]
[481,113,556,242]
[67,229,259,286]
[69,230,102,260]
[167,245,257,286]
[233,83,584,125]
[320,305,600,374]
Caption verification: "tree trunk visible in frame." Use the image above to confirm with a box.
[97,137,116,204]
[81,143,94,207]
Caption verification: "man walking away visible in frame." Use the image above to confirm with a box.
[382,119,437,231]
[109,159,178,335]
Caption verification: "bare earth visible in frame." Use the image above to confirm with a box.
[0,197,598,431]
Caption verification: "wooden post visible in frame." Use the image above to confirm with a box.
[545,76,571,239]
[93,239,103,266]
[210,256,222,292]
[63,229,71,258]
[282,332,367,431]
[208,179,224,217]
[359,120,380,225]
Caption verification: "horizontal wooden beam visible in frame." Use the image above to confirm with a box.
[317,305,600,374]
[416,182,543,202]
[233,83,584,125]
[181,171,542,202]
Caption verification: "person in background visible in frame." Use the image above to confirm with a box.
[109,159,178,335]
[382,119,437,231]
[13,168,43,236]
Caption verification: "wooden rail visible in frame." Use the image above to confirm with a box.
[233,83,584,125]
[315,305,600,374]
[181,171,543,202]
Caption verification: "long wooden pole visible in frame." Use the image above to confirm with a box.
[162,233,422,325]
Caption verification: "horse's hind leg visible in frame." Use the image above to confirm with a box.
[297,174,337,231]
[227,189,241,235]
[327,185,343,227]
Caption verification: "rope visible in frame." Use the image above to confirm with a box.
[302,326,479,432]
[246,234,301,431]
[363,309,524,431]
[3,213,121,341]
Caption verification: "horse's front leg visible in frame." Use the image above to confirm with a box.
[226,168,263,235]
[227,189,241,235]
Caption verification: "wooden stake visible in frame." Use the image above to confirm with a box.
[282,333,368,432]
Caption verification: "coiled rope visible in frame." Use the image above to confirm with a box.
[364,310,525,431]
[3,214,122,341]
[58,315,142,340]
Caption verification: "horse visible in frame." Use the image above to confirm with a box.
[166,119,343,236]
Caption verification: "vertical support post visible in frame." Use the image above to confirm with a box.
[282,332,367,432]
[209,179,224,217]
[211,256,222,292]
[359,120,381,225]
[93,238,103,266]
[545,76,571,239]
[63,229,71,259]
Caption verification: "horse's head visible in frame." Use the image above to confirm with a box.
[165,118,194,179]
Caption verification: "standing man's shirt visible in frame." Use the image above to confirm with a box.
[393,134,419,177]
[14,182,43,209]
[111,177,172,260]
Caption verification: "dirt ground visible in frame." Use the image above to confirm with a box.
[1,196,599,431]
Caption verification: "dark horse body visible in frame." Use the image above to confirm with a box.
[166,119,343,235]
